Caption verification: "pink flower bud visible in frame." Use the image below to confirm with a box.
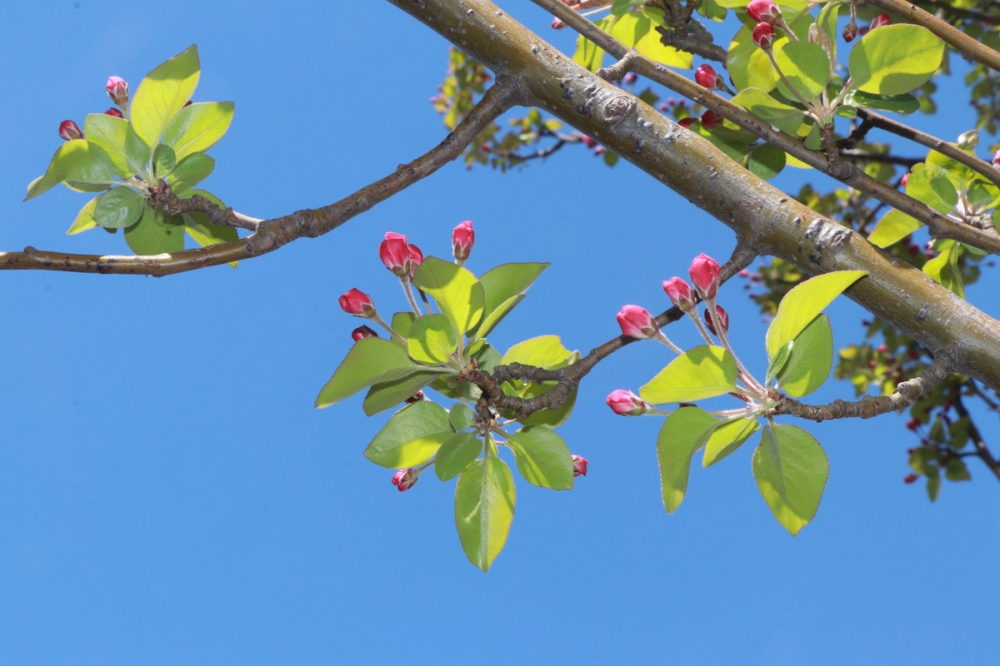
[572,455,588,477]
[689,253,721,300]
[870,13,891,29]
[106,76,129,106]
[594,146,605,156]
[339,288,376,318]
[624,72,638,85]
[617,305,660,339]
[453,220,475,262]
[351,325,379,342]
[551,16,565,29]
[992,149,1000,168]
[58,120,83,141]
[901,173,910,187]
[392,468,419,491]
[704,305,729,336]
[380,232,414,277]
[104,108,124,118]
[606,390,650,416]
[581,134,597,148]
[663,277,696,311]
[843,22,858,42]
[695,64,720,90]
[700,110,723,130]
[746,0,780,25]
[408,244,424,276]
[752,22,775,49]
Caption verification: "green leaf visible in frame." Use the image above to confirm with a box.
[152,143,177,177]
[816,1,841,57]
[412,257,485,335]
[640,345,738,405]
[632,9,693,69]
[747,143,787,180]
[926,468,941,502]
[162,101,234,161]
[703,417,761,467]
[363,401,452,468]
[923,239,964,297]
[130,45,201,147]
[774,40,831,103]
[83,113,151,177]
[776,314,832,397]
[455,455,516,572]
[944,458,971,482]
[167,152,215,194]
[449,403,476,432]
[728,24,779,93]
[905,164,957,213]
[501,335,573,369]
[657,406,717,513]
[315,337,423,408]
[765,270,867,360]
[868,209,922,248]
[844,90,920,114]
[25,140,116,200]
[572,24,607,73]
[391,312,417,347]
[474,262,548,338]
[464,338,486,358]
[505,426,574,490]
[66,195,100,235]
[435,433,483,481]
[123,204,185,255]
[732,88,807,135]
[752,423,829,536]
[362,371,444,416]
[182,211,238,249]
[519,387,577,428]
[94,187,145,229]
[849,25,944,96]
[407,314,459,365]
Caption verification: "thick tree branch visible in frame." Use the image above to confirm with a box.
[2,80,520,276]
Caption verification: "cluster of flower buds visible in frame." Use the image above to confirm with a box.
[606,390,652,416]
[380,232,424,279]
[392,468,419,491]
[58,75,132,141]
[579,133,606,156]
[748,0,781,49]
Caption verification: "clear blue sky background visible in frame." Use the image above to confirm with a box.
[1,2,998,664]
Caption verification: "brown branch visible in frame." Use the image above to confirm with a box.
[2,80,520,276]
[869,0,1000,73]
[774,359,951,422]
[840,150,922,167]
[952,387,1000,482]
[925,1,1000,25]
[654,21,728,64]
[149,188,262,232]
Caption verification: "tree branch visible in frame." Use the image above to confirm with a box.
[654,21,728,64]
[953,387,1000,482]
[2,79,521,276]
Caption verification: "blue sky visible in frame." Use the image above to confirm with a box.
[1,2,998,664]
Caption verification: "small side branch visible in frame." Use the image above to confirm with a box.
[654,22,728,64]
[952,389,1000,482]
[773,359,951,422]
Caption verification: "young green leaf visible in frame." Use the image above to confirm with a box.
[868,209,922,248]
[658,406,717,513]
[315,338,424,408]
[505,426,574,491]
[501,335,573,370]
[455,455,516,572]
[449,403,476,432]
[776,314,833,397]
[774,40,831,103]
[25,140,116,201]
[923,239,964,297]
[167,152,215,194]
[765,270,867,360]
[407,313,459,365]
[411,257,485,335]
[363,401,452,468]
[83,113,151,177]
[153,144,177,177]
[848,25,944,96]
[391,312,417,348]
[905,164,957,213]
[640,345,738,405]
[702,417,761,467]
[519,387,577,428]
[362,371,444,416]
[123,205,185,255]
[130,45,201,147]
[628,9,692,69]
[752,423,829,536]
[746,143,787,181]
[479,262,549,317]
[766,340,793,387]
[94,187,145,229]
[182,212,238,249]
[435,432,483,481]
[162,101,235,161]
[66,195,101,235]
[732,89,807,134]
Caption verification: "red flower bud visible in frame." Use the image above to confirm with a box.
[752,22,775,49]
[408,243,424,276]
[581,134,597,148]
[572,455,588,477]
[392,468,419,491]
[678,117,697,129]
[700,110,723,130]
[380,232,415,277]
[404,391,426,404]
[106,76,129,106]
[617,305,660,339]
[104,107,124,118]
[870,13,891,29]
[704,305,729,336]
[993,149,1000,167]
[594,145,605,156]
[551,16,565,29]
[663,277,696,311]
[624,72,638,85]
[859,26,869,36]
[689,253,721,300]
[903,473,918,484]
[339,288,376,318]
[843,22,858,42]
[906,419,920,431]
[746,0,780,25]
[695,64,720,90]
[453,220,475,262]
[351,325,379,342]
[58,120,83,141]
[900,173,910,188]
[606,389,650,416]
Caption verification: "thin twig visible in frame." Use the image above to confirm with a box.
[840,150,922,167]
[952,388,1000,482]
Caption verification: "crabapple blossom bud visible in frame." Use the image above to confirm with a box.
[552,16,565,29]
[993,149,1000,168]
[700,110,723,130]
[594,145,605,156]
[606,390,650,416]
[906,419,920,431]
[351,325,379,342]
[408,243,424,273]
[663,277,696,312]
[405,391,426,404]
[870,13,891,30]
[392,468,419,491]
[752,22,775,50]
[901,173,910,188]
[678,117,696,129]
[380,232,419,277]
[581,134,597,148]
[843,22,858,42]
[572,455,588,477]
[903,473,918,484]
[58,120,82,141]
[617,305,660,339]
[704,305,729,336]
[746,0,780,25]
[624,72,638,85]
[453,220,474,262]
[106,76,128,106]
[104,108,123,118]
[695,64,721,90]
[689,253,721,300]
[339,288,376,318]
